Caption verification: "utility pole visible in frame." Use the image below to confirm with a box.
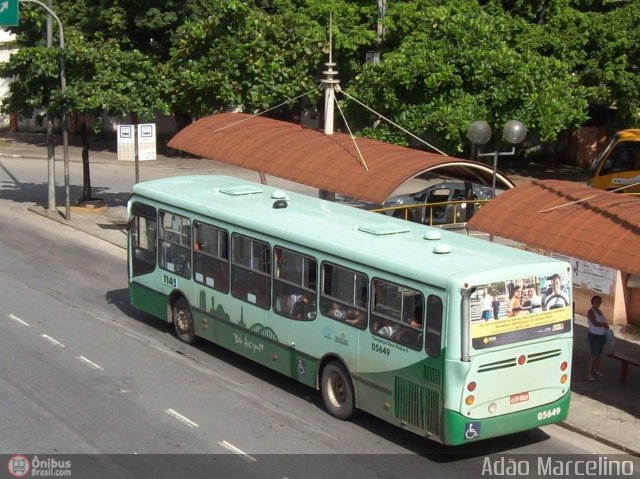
[45,0,55,215]
[377,0,387,46]
[319,13,339,201]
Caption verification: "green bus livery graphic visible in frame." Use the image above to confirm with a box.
[127,175,573,445]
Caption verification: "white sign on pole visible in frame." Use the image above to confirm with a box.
[117,125,136,161]
[138,123,157,161]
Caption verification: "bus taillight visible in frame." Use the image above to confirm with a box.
[467,381,476,392]
[517,355,526,365]
[465,395,475,406]
[560,374,568,384]
[560,361,568,371]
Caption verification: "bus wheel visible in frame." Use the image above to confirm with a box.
[173,297,196,344]
[321,361,355,420]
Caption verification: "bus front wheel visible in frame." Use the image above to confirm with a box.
[173,297,196,344]
[321,361,355,420]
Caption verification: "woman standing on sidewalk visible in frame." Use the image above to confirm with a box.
[587,295,609,381]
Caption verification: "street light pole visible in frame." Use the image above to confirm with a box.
[45,0,54,215]
[491,149,499,199]
[467,120,527,198]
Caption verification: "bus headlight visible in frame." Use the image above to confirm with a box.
[488,402,497,414]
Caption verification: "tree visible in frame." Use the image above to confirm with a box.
[0,1,174,202]
[1,0,637,173]
[167,0,376,119]
[342,1,590,153]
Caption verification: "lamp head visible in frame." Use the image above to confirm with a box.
[503,120,527,144]
[467,121,492,145]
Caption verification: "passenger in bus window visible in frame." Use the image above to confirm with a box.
[397,316,423,347]
[376,319,399,338]
[291,294,311,319]
[328,301,346,319]
[345,309,366,328]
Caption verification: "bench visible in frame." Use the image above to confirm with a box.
[607,352,640,385]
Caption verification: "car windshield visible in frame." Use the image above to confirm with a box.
[589,136,616,175]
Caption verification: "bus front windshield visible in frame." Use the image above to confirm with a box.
[470,273,572,350]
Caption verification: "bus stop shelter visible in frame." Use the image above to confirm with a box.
[167,112,514,205]
[466,180,640,325]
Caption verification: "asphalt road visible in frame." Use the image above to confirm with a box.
[1,159,639,478]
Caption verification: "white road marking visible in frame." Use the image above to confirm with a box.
[7,314,29,326]
[164,408,199,428]
[76,356,104,371]
[40,334,65,347]
[217,440,257,462]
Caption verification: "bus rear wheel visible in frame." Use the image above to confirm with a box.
[173,297,196,344]
[321,361,355,420]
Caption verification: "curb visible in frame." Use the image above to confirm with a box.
[27,205,127,251]
[557,420,640,457]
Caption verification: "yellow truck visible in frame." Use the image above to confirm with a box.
[587,129,640,193]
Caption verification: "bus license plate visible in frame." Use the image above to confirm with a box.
[510,392,529,404]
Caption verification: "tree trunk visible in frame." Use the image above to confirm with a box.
[79,115,92,202]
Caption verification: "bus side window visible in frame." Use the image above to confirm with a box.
[193,221,229,293]
[231,234,271,309]
[320,263,368,329]
[273,247,317,321]
[159,211,191,279]
[130,202,157,277]
[426,295,443,357]
[370,278,424,350]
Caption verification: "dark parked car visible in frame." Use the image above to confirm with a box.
[382,181,492,225]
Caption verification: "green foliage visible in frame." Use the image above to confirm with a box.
[345,1,590,152]
[0,0,638,157]
[167,0,375,116]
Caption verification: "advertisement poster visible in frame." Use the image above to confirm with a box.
[470,273,572,349]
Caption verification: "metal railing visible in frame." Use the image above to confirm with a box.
[372,199,491,226]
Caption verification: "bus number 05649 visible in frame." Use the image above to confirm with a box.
[537,407,561,421]
[372,343,391,356]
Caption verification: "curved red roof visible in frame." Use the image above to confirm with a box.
[467,180,640,275]
[168,113,514,204]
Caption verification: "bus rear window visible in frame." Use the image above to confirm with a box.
[470,273,572,349]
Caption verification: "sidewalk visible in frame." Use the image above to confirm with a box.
[2,131,640,455]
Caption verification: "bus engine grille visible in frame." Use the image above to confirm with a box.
[394,377,441,435]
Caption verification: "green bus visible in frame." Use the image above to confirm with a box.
[127,175,572,445]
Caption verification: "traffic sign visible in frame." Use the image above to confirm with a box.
[0,0,18,26]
